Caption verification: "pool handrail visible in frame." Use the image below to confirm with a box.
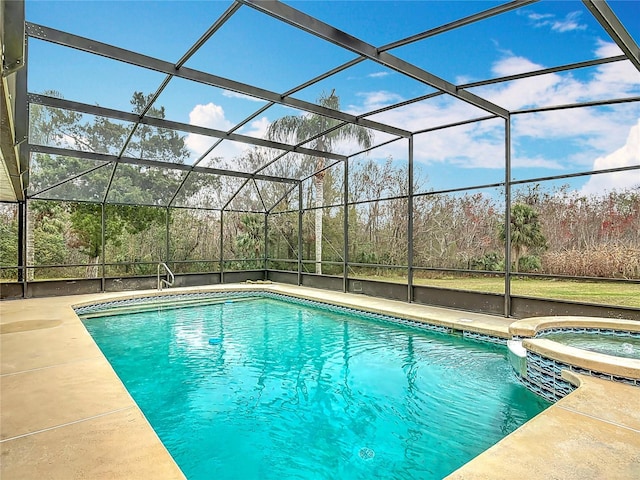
[157,262,174,291]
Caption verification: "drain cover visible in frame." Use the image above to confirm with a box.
[359,447,375,460]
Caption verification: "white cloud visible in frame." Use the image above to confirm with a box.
[551,11,587,33]
[188,102,233,131]
[582,42,640,99]
[594,38,624,58]
[513,108,618,142]
[185,102,250,163]
[511,156,565,170]
[527,12,554,22]
[523,10,587,32]
[351,90,404,113]
[455,74,474,85]
[412,123,505,168]
[244,116,270,139]
[580,120,640,195]
[478,52,586,111]
[467,40,639,161]
[347,39,639,174]
[185,103,228,160]
[491,55,543,77]
[184,37,636,178]
[368,71,390,78]
[367,106,506,169]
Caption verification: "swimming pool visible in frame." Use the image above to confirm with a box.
[81,294,549,480]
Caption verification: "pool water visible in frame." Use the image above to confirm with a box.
[542,332,640,360]
[83,297,549,480]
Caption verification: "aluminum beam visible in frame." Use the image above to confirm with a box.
[281,57,365,97]
[508,164,640,186]
[582,0,640,72]
[0,43,28,201]
[343,154,349,293]
[0,0,27,201]
[17,201,25,282]
[407,135,414,303]
[358,55,627,135]
[30,161,109,197]
[266,183,299,214]
[361,91,444,121]
[220,177,252,211]
[1,0,25,76]
[25,23,411,139]
[512,95,640,115]
[27,93,348,162]
[504,116,512,317]
[28,144,299,184]
[1,76,22,200]
[169,100,276,207]
[379,0,538,52]
[413,115,498,135]
[116,2,242,159]
[145,116,346,161]
[15,60,29,193]
[174,2,242,70]
[460,55,628,89]
[240,0,510,119]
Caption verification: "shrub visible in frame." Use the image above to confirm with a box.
[518,255,542,272]
[471,252,502,271]
[541,246,640,279]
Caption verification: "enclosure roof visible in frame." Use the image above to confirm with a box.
[1,0,639,210]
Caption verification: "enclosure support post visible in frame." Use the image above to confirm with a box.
[220,210,225,284]
[504,116,512,317]
[263,213,268,280]
[17,201,25,287]
[165,207,171,272]
[101,203,106,292]
[298,182,303,286]
[343,157,349,293]
[407,136,414,303]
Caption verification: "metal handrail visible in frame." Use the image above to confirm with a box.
[157,262,174,291]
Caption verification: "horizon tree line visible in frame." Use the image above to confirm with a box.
[0,90,637,282]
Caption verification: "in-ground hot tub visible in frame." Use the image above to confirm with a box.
[537,330,640,360]
[507,316,640,402]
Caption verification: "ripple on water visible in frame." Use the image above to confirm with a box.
[544,332,640,360]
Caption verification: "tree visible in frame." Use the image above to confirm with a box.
[0,205,19,279]
[266,90,373,274]
[499,203,547,272]
[29,91,190,277]
[234,213,265,269]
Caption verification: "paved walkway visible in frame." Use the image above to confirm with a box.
[1,284,638,479]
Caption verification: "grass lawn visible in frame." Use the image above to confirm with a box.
[2,272,637,308]
[355,274,640,308]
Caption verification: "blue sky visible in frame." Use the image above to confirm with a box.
[26,0,640,196]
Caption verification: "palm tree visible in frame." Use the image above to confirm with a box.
[499,203,547,272]
[267,90,373,274]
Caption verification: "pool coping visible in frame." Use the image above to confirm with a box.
[1,283,639,479]
[510,315,640,338]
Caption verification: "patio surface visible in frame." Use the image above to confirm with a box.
[1,283,639,479]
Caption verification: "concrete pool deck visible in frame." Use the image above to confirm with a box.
[1,283,638,479]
